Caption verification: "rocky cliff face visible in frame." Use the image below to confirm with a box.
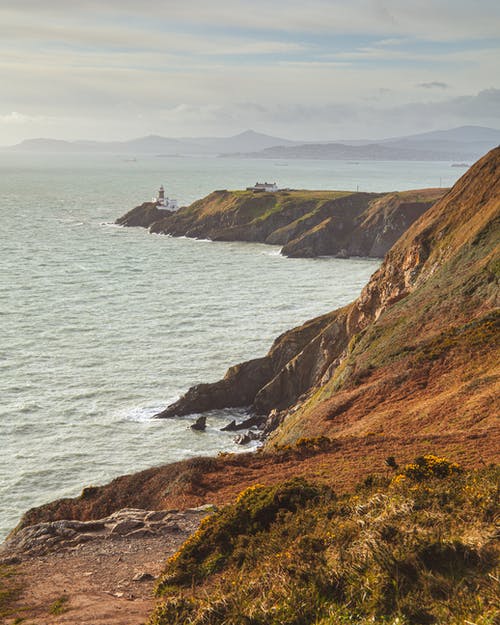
[155,149,500,450]
[116,188,445,259]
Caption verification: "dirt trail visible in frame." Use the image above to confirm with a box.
[1,509,208,625]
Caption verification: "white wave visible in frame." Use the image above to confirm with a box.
[119,400,178,422]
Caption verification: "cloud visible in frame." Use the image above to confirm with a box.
[1,1,500,40]
[418,82,449,89]
[0,2,499,143]
[0,111,44,124]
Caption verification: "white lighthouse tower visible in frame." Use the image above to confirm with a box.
[154,185,178,210]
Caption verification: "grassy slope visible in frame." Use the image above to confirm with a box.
[145,188,445,258]
[150,459,499,625]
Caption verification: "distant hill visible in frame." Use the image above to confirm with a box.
[5,125,499,161]
[227,126,500,161]
[6,130,296,156]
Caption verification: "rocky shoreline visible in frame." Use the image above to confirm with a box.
[116,187,446,258]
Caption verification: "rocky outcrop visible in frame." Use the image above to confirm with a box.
[115,202,164,228]
[190,416,206,431]
[0,506,215,561]
[155,310,337,418]
[116,189,446,259]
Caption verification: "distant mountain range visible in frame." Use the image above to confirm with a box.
[5,130,296,156]
[4,126,500,161]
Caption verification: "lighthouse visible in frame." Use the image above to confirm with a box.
[154,185,179,211]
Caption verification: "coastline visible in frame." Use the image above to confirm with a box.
[116,187,447,259]
[2,148,498,624]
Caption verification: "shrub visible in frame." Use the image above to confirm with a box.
[398,454,461,482]
[149,464,499,625]
[156,478,330,592]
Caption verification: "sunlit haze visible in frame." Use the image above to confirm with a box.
[1,0,499,144]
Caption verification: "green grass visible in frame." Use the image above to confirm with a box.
[0,565,21,622]
[150,460,499,625]
[49,595,69,615]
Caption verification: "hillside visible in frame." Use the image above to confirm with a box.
[149,463,499,625]
[117,188,445,259]
[154,149,499,445]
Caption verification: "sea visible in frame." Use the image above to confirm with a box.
[0,153,464,539]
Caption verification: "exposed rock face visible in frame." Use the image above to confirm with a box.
[116,189,445,259]
[155,311,336,418]
[115,202,163,228]
[154,149,499,445]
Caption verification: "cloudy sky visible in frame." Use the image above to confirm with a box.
[1,0,499,144]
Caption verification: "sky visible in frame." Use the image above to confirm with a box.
[1,0,500,144]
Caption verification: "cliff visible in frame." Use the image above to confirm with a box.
[157,148,499,450]
[116,188,445,258]
[16,148,499,529]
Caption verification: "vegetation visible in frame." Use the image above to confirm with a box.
[0,565,21,622]
[150,459,499,625]
[48,594,69,615]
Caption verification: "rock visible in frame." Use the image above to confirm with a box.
[133,572,155,582]
[221,414,266,431]
[126,528,155,539]
[115,202,163,228]
[185,504,218,514]
[154,522,182,535]
[1,504,219,560]
[234,433,251,445]
[234,431,261,445]
[190,416,206,431]
[110,519,145,536]
[145,510,172,522]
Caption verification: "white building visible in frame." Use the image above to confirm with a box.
[247,181,279,192]
[154,185,178,210]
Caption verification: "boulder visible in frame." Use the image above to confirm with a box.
[190,416,207,431]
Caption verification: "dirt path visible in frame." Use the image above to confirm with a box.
[1,508,208,625]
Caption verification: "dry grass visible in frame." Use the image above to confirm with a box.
[149,460,500,625]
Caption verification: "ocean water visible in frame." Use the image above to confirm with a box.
[0,153,464,539]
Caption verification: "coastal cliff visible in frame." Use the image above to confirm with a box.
[116,188,445,258]
[157,148,499,448]
[16,148,499,528]
[3,150,498,625]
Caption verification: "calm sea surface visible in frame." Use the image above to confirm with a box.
[0,153,463,538]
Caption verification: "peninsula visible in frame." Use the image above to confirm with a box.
[117,187,446,258]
